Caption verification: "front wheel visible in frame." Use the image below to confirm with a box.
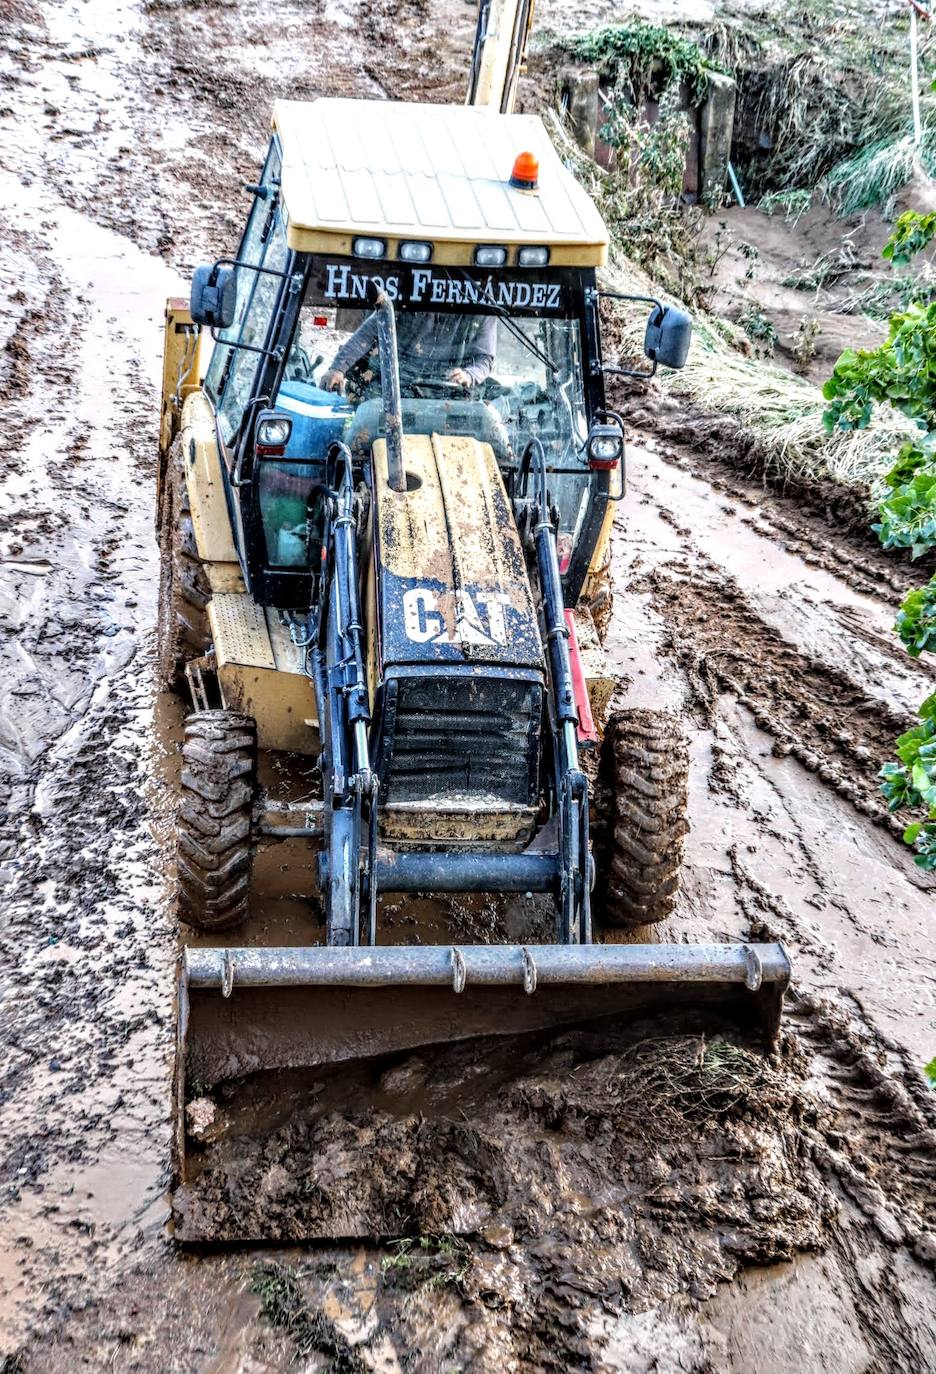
[593,709,689,930]
[176,710,256,931]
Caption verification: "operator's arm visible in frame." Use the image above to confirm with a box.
[322,315,379,391]
[449,315,497,387]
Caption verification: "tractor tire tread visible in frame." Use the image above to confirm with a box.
[157,436,212,693]
[594,708,689,931]
[175,711,255,931]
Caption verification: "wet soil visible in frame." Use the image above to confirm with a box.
[1,0,935,1370]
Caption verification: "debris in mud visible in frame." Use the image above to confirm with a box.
[176,1022,834,1295]
[251,1261,368,1373]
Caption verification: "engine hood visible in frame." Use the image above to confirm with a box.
[372,432,543,672]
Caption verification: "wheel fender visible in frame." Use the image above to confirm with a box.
[178,391,239,567]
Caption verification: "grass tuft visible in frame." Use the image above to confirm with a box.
[250,1262,367,1372]
[821,134,922,217]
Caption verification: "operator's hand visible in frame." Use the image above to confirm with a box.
[321,368,345,393]
[447,367,472,388]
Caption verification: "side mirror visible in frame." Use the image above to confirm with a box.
[190,263,237,329]
[644,305,692,370]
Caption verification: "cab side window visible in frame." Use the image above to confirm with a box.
[204,139,286,446]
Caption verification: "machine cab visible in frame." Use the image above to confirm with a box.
[189,98,689,611]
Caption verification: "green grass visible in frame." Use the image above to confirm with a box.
[757,189,813,225]
[250,1262,367,1372]
[380,1234,473,1294]
[821,134,925,216]
[599,245,916,489]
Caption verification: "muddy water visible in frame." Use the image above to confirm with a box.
[0,0,935,1368]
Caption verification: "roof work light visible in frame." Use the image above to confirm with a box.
[510,151,539,190]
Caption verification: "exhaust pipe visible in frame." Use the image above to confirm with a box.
[370,287,405,492]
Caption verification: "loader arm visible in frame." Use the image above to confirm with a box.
[466,0,536,114]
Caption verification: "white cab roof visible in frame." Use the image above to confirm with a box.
[272,98,609,266]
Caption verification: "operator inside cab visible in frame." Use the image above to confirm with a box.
[320,311,498,397]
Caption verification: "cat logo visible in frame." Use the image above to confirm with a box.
[402,587,511,647]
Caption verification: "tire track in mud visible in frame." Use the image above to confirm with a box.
[642,554,918,835]
[783,995,936,1373]
[647,437,924,602]
[716,842,936,1367]
[620,388,934,575]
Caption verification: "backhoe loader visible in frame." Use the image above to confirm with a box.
[157,97,790,1240]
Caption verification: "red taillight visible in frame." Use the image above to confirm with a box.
[588,453,620,471]
[256,444,286,458]
[312,314,328,326]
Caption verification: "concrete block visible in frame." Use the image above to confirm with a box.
[557,65,599,155]
[699,70,737,203]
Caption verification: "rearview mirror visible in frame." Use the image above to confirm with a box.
[644,304,692,370]
[190,263,237,329]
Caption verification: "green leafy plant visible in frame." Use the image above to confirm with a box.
[792,317,821,374]
[706,221,733,276]
[822,303,936,432]
[883,210,936,267]
[562,21,721,104]
[738,241,760,282]
[823,216,936,868]
[880,692,936,870]
[895,576,936,657]
[873,441,936,557]
[599,85,690,201]
[739,302,778,357]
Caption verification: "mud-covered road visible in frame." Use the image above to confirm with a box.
[0,0,934,1369]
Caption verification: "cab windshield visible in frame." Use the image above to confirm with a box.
[282,261,589,462]
[262,259,596,571]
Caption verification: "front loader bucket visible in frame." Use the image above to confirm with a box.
[173,941,790,1242]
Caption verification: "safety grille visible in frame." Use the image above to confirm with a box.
[382,674,542,807]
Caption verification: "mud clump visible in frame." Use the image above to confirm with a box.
[176,1023,834,1365]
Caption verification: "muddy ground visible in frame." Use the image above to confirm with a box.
[0,0,935,1369]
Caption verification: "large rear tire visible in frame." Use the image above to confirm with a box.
[582,541,613,642]
[595,709,689,930]
[158,436,211,693]
[176,710,256,932]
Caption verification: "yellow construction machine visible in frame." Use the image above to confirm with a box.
[157,95,790,1241]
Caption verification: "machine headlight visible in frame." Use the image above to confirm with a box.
[586,420,624,471]
[398,240,433,263]
[518,246,549,267]
[256,413,293,455]
[353,236,387,259]
[474,245,507,267]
